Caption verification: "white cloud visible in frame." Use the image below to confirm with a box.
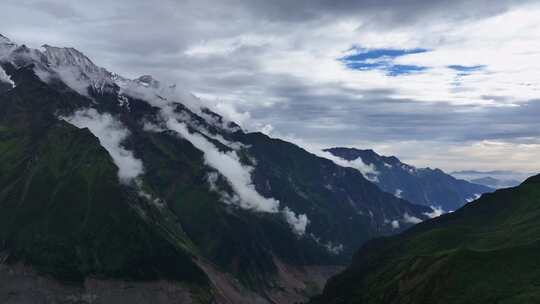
[374,140,540,173]
[423,205,445,218]
[391,220,400,229]
[394,189,403,198]
[166,117,280,212]
[62,108,144,183]
[248,5,540,107]
[4,0,540,175]
[209,99,252,128]
[163,117,309,235]
[348,158,379,182]
[51,66,94,96]
[282,207,309,236]
[309,234,344,254]
[403,213,423,224]
[134,89,310,235]
[466,193,482,203]
[325,242,344,255]
[260,124,274,135]
[0,66,14,88]
[117,77,248,132]
[317,150,379,182]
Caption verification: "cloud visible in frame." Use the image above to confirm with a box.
[236,0,531,27]
[163,117,309,235]
[423,205,445,218]
[310,234,345,254]
[3,0,540,174]
[62,108,144,183]
[32,1,80,19]
[0,66,15,88]
[403,213,423,224]
[282,207,309,236]
[316,150,379,182]
[167,117,280,212]
[260,124,274,135]
[466,193,482,203]
[131,85,310,234]
[51,66,94,96]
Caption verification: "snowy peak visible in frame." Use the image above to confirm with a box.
[37,44,116,96]
[0,34,17,59]
[0,34,239,132]
[41,44,113,83]
[135,75,160,89]
[326,147,493,211]
[41,45,104,75]
[0,34,13,44]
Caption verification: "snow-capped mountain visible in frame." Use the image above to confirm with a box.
[325,147,493,212]
[0,34,431,303]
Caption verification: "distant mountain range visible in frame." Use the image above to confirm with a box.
[471,176,521,189]
[325,148,493,212]
[311,174,540,304]
[451,170,531,189]
[0,34,432,303]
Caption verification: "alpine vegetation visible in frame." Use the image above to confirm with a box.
[62,108,144,183]
[0,32,432,303]
[1,1,537,303]
[152,102,310,235]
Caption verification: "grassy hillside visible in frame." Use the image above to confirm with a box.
[0,49,431,299]
[0,121,206,284]
[312,175,540,304]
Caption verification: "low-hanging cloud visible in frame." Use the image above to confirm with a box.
[130,82,310,235]
[424,205,445,218]
[62,108,144,183]
[403,212,423,224]
[164,117,309,235]
[283,207,309,236]
[317,150,380,182]
[0,66,14,88]
[166,117,279,212]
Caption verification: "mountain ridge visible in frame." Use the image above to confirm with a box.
[451,170,530,189]
[325,147,493,212]
[0,34,432,303]
[310,174,540,304]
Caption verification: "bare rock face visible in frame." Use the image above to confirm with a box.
[0,259,342,304]
[195,257,344,304]
[0,264,194,304]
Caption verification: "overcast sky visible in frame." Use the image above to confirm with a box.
[2,0,540,173]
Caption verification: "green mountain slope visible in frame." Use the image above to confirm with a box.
[0,68,206,285]
[311,175,540,304]
[0,35,432,302]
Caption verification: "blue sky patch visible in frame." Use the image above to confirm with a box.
[387,65,428,76]
[449,65,487,86]
[344,47,428,61]
[341,47,429,76]
[447,65,486,73]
